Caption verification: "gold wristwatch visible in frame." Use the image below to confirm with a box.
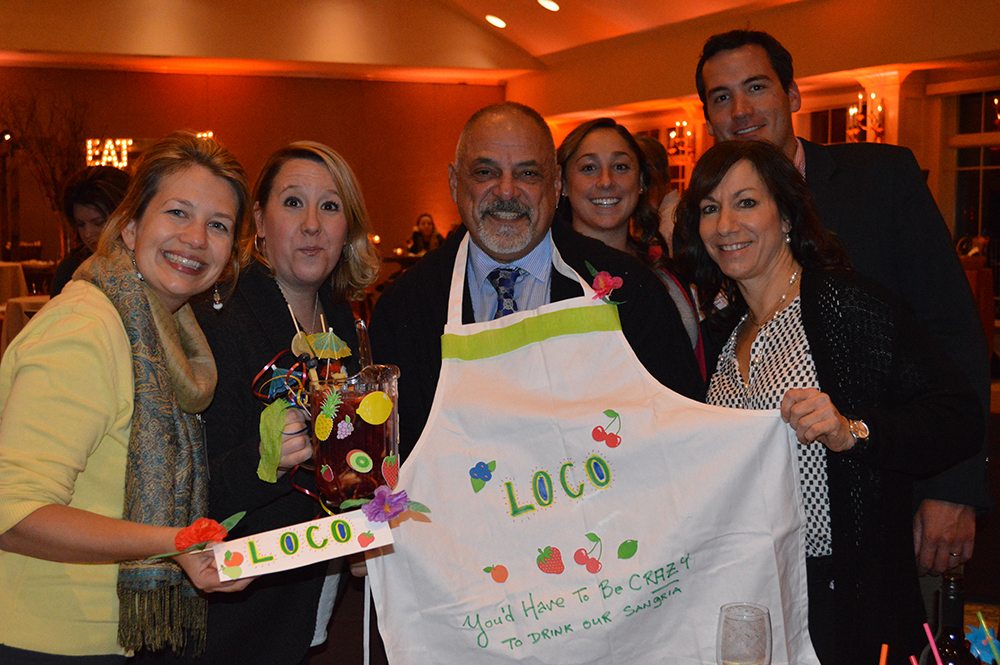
[848,418,870,445]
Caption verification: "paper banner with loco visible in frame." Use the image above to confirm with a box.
[366,238,820,665]
[212,509,391,581]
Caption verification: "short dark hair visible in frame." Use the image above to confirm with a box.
[554,118,663,258]
[695,30,795,104]
[637,135,669,185]
[673,140,848,318]
[61,166,130,229]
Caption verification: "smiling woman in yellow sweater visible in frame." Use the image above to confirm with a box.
[0,132,256,663]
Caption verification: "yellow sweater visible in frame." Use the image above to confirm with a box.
[0,280,134,655]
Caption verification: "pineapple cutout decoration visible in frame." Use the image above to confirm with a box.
[314,390,342,441]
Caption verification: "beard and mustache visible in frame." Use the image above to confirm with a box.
[470,198,539,258]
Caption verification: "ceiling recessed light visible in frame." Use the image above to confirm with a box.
[538,0,560,11]
[485,14,507,28]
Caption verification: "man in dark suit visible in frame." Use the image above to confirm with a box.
[371,102,703,457]
[695,29,989,576]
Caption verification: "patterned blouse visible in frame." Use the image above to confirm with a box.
[706,297,832,558]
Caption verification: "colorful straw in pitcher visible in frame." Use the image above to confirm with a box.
[978,611,1000,664]
[923,622,943,665]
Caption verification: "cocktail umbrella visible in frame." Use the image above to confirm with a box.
[307,331,352,359]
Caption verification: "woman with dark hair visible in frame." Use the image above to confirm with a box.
[555,118,704,377]
[51,165,130,296]
[406,212,444,255]
[673,139,982,665]
[182,141,381,664]
[0,132,254,662]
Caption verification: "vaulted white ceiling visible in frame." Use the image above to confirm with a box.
[0,0,802,83]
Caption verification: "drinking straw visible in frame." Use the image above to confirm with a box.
[977,610,1000,664]
[286,304,302,334]
[923,622,944,665]
[879,643,889,665]
[286,304,320,386]
[908,657,919,665]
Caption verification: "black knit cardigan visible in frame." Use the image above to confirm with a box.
[796,269,982,664]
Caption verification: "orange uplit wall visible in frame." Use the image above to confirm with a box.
[0,66,504,263]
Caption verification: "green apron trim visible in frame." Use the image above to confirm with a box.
[441,304,621,360]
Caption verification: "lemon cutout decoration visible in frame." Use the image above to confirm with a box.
[290,331,311,357]
[358,391,393,425]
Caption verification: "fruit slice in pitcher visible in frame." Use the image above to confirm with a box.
[347,450,374,473]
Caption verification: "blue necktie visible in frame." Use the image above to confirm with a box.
[487,267,525,319]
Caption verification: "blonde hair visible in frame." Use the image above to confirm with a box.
[97,131,251,284]
[250,141,380,300]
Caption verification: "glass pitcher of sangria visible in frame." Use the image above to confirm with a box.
[307,363,400,512]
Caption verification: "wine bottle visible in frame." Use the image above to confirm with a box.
[919,568,979,665]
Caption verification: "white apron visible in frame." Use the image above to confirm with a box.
[368,236,819,665]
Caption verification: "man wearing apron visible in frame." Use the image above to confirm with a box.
[367,104,819,663]
[371,103,704,458]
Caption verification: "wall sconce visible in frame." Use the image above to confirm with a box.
[667,120,692,156]
[847,92,884,143]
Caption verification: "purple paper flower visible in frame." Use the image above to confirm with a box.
[362,485,410,522]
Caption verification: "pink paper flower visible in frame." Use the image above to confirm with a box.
[592,271,623,300]
[362,485,410,522]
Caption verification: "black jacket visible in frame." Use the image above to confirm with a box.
[185,261,359,665]
[801,139,989,510]
[794,270,979,664]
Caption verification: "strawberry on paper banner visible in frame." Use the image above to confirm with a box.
[591,409,623,448]
[469,460,496,493]
[536,545,565,575]
[573,532,604,574]
[358,531,375,548]
[585,260,624,304]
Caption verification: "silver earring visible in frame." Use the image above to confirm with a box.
[212,284,223,311]
[254,235,265,255]
[784,232,791,244]
[130,253,144,281]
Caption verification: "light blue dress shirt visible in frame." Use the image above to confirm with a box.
[466,231,553,322]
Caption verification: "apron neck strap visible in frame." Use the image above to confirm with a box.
[447,233,596,325]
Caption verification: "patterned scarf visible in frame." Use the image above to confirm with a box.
[75,244,217,654]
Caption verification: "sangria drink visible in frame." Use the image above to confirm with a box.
[308,364,399,512]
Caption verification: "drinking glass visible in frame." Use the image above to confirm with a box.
[716,602,772,665]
